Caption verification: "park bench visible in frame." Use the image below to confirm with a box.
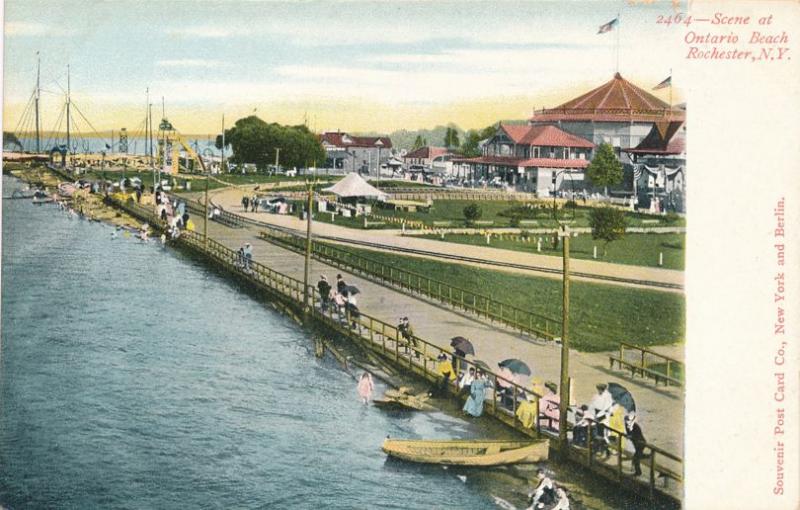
[518,220,539,226]
[432,221,453,227]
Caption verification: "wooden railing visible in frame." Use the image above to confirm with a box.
[257,226,560,342]
[609,342,683,387]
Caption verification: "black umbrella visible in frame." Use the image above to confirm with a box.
[498,358,532,376]
[345,285,361,295]
[450,336,475,356]
[607,382,636,413]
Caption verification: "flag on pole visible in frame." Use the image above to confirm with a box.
[597,18,618,34]
[653,76,672,90]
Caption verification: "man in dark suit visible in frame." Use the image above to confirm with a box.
[625,412,647,476]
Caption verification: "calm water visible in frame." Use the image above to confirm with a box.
[0,176,501,509]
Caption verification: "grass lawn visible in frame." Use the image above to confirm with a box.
[315,199,685,230]
[419,233,685,270]
[328,244,685,352]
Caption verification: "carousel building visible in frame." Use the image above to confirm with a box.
[530,72,685,164]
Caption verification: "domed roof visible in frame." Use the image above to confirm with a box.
[532,73,685,123]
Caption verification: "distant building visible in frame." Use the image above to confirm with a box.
[452,123,594,196]
[320,131,393,176]
[530,72,685,164]
[623,121,686,212]
[402,146,456,179]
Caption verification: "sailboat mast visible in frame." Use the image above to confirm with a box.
[145,87,150,160]
[66,64,71,155]
[35,52,41,153]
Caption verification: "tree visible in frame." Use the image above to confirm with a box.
[411,135,426,151]
[586,142,623,195]
[218,116,325,171]
[588,206,627,256]
[463,202,482,225]
[444,127,460,149]
[458,124,497,157]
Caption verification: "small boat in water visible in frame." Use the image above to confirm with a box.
[381,438,549,466]
[373,387,436,412]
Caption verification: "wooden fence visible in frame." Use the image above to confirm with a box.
[257,226,560,342]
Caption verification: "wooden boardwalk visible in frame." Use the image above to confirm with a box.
[201,211,685,455]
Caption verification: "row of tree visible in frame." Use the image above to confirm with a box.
[410,123,497,158]
[215,116,325,171]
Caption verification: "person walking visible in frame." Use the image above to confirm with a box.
[336,274,347,294]
[242,195,249,212]
[243,243,253,270]
[397,316,417,356]
[317,275,331,311]
[345,291,360,329]
[357,372,374,405]
[625,412,647,476]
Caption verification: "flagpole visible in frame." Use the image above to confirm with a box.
[616,12,621,73]
[669,68,673,109]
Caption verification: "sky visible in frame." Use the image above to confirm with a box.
[2,0,686,136]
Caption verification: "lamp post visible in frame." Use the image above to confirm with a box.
[374,138,384,187]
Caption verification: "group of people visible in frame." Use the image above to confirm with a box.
[155,190,194,240]
[526,469,570,510]
[572,384,647,476]
[241,194,260,213]
[237,243,253,271]
[317,274,359,328]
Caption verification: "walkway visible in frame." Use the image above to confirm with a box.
[201,214,685,459]
[207,187,684,292]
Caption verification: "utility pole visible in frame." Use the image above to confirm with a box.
[303,178,314,311]
[274,147,281,173]
[34,51,41,153]
[558,223,571,450]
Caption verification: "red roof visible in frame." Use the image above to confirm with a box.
[532,73,685,123]
[452,155,590,169]
[320,132,393,149]
[624,121,686,155]
[499,124,594,148]
[403,146,451,159]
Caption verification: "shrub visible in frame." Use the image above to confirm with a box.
[463,203,482,225]
[589,206,627,256]
[663,212,680,225]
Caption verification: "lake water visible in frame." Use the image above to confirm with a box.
[1,175,663,509]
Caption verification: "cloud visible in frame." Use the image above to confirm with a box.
[5,21,77,37]
[156,59,229,69]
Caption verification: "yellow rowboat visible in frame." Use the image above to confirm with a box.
[381,438,549,466]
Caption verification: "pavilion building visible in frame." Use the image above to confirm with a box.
[623,121,686,212]
[452,123,594,196]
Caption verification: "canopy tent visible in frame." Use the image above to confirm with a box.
[323,172,387,200]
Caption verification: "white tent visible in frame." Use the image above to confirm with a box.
[323,172,387,200]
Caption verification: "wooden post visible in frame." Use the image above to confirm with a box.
[302,179,314,311]
[203,174,209,248]
[558,224,571,452]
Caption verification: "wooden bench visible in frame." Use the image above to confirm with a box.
[608,355,682,387]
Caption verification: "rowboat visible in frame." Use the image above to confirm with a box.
[381,438,549,466]
[373,388,436,412]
